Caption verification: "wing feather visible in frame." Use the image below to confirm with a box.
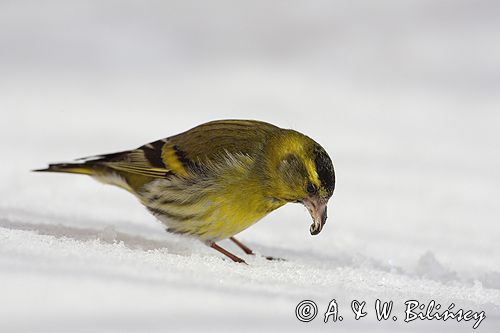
[87,120,279,179]
[102,148,172,178]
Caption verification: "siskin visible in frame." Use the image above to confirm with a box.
[35,120,335,263]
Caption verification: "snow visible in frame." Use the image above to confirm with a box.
[1,1,500,332]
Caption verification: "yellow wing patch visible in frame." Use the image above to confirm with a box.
[162,143,189,177]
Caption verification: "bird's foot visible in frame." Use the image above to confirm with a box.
[229,236,286,262]
[264,256,286,261]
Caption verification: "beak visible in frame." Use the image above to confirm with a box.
[302,198,328,235]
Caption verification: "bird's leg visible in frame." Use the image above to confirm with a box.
[229,236,254,255]
[208,242,247,264]
[230,237,285,261]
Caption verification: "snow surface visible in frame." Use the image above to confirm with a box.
[1,1,500,332]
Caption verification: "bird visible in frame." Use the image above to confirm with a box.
[34,119,335,264]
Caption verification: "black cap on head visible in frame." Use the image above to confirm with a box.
[314,147,335,197]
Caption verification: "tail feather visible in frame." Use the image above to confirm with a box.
[32,163,95,175]
[33,149,152,193]
[32,150,128,175]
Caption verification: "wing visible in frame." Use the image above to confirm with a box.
[88,119,280,179]
[168,119,279,163]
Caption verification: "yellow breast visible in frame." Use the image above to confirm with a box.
[194,181,285,241]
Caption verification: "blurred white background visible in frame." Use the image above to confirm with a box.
[1,1,499,332]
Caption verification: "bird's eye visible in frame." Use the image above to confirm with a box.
[306,182,317,194]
